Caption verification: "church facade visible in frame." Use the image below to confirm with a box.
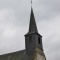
[0,5,46,60]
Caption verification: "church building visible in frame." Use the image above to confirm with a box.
[0,2,46,60]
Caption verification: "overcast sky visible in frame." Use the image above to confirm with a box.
[0,0,60,60]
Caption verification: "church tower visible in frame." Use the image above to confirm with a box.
[25,7,43,55]
[25,1,46,60]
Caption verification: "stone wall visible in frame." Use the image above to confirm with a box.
[34,54,46,60]
[33,47,46,60]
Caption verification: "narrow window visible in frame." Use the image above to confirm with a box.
[38,37,40,44]
[29,35,32,42]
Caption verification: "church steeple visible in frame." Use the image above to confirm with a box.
[26,2,38,35]
[25,1,43,55]
[29,7,38,34]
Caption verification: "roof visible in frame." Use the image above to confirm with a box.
[25,7,38,36]
[0,50,32,60]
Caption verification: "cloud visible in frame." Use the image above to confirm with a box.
[0,0,60,60]
[38,14,60,60]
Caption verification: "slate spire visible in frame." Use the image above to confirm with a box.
[25,0,38,35]
[28,6,38,34]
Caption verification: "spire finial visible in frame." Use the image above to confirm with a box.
[31,0,32,7]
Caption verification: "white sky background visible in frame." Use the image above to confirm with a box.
[0,0,60,60]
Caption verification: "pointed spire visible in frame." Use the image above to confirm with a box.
[25,0,38,35]
[28,7,38,34]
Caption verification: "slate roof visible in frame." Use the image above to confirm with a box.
[0,50,32,60]
[25,7,38,36]
[29,7,38,33]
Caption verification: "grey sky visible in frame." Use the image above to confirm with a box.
[0,0,60,60]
